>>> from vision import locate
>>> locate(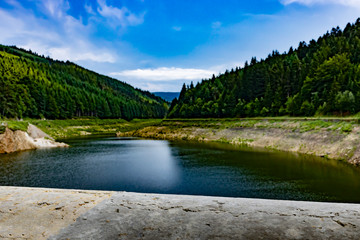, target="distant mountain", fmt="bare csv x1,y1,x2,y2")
153,92,180,102
0,45,168,120
168,18,360,118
